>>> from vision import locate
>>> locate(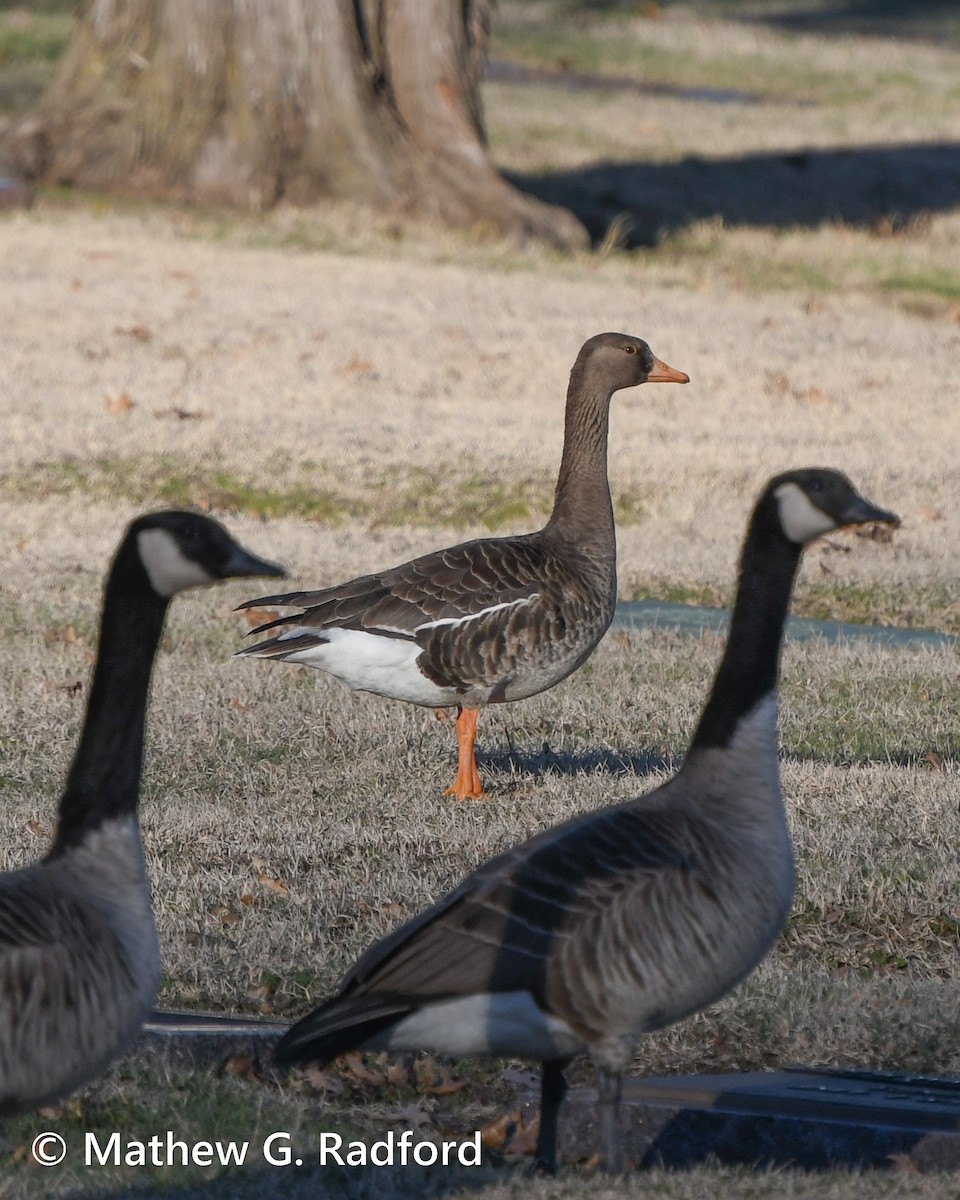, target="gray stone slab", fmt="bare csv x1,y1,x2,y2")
135,1016,960,1171
613,600,957,650
555,1070,960,1172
